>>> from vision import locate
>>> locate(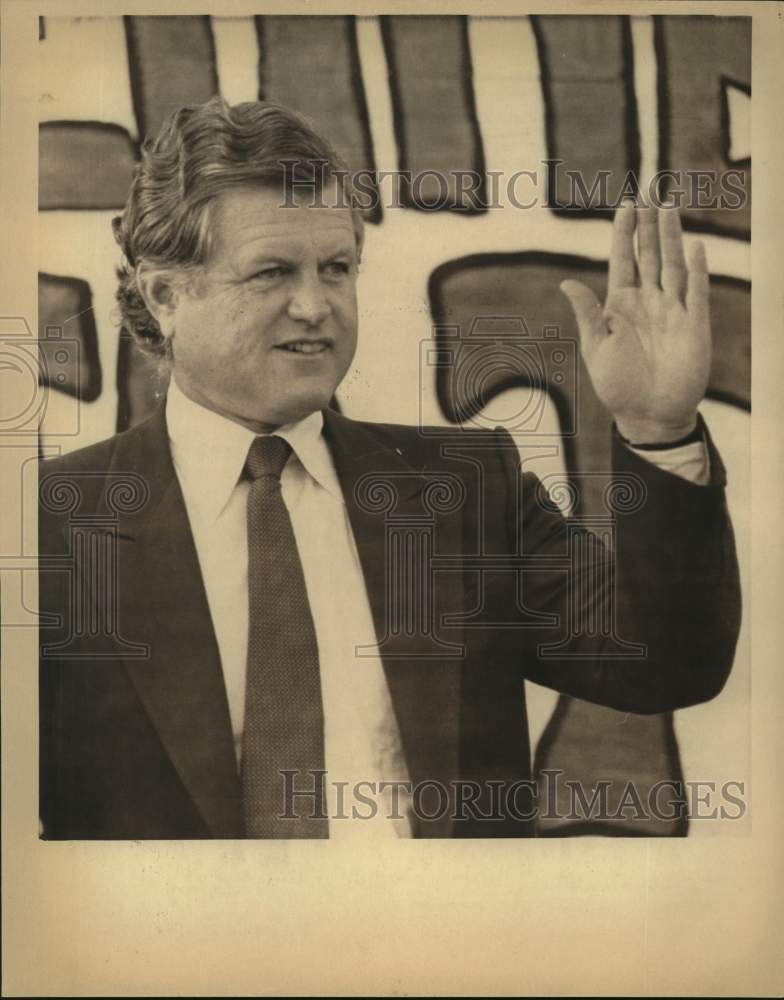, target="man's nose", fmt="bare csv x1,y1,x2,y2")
287,272,331,326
